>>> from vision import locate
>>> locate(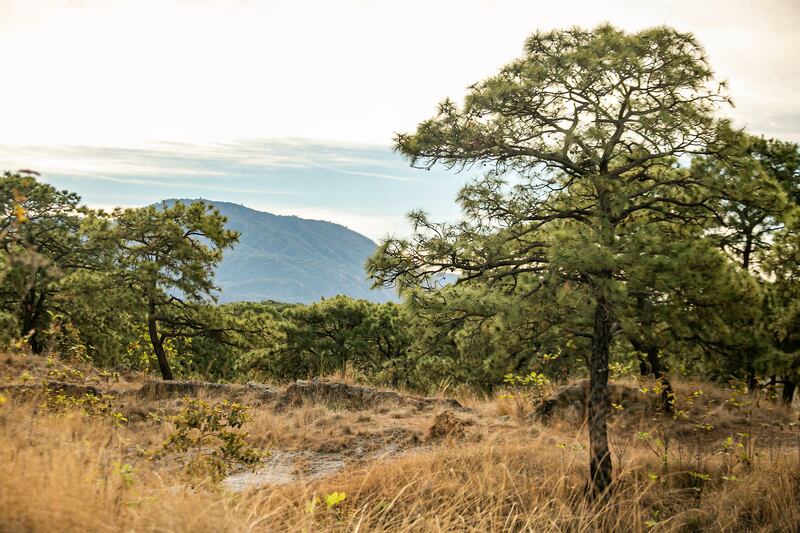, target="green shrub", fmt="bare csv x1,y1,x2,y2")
161,399,263,481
